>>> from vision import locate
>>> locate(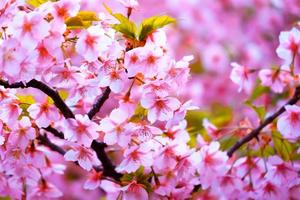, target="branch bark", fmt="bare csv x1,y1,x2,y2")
91,141,122,181
1,79,121,180
88,87,111,119
227,86,300,157
0,79,74,119
38,134,66,155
